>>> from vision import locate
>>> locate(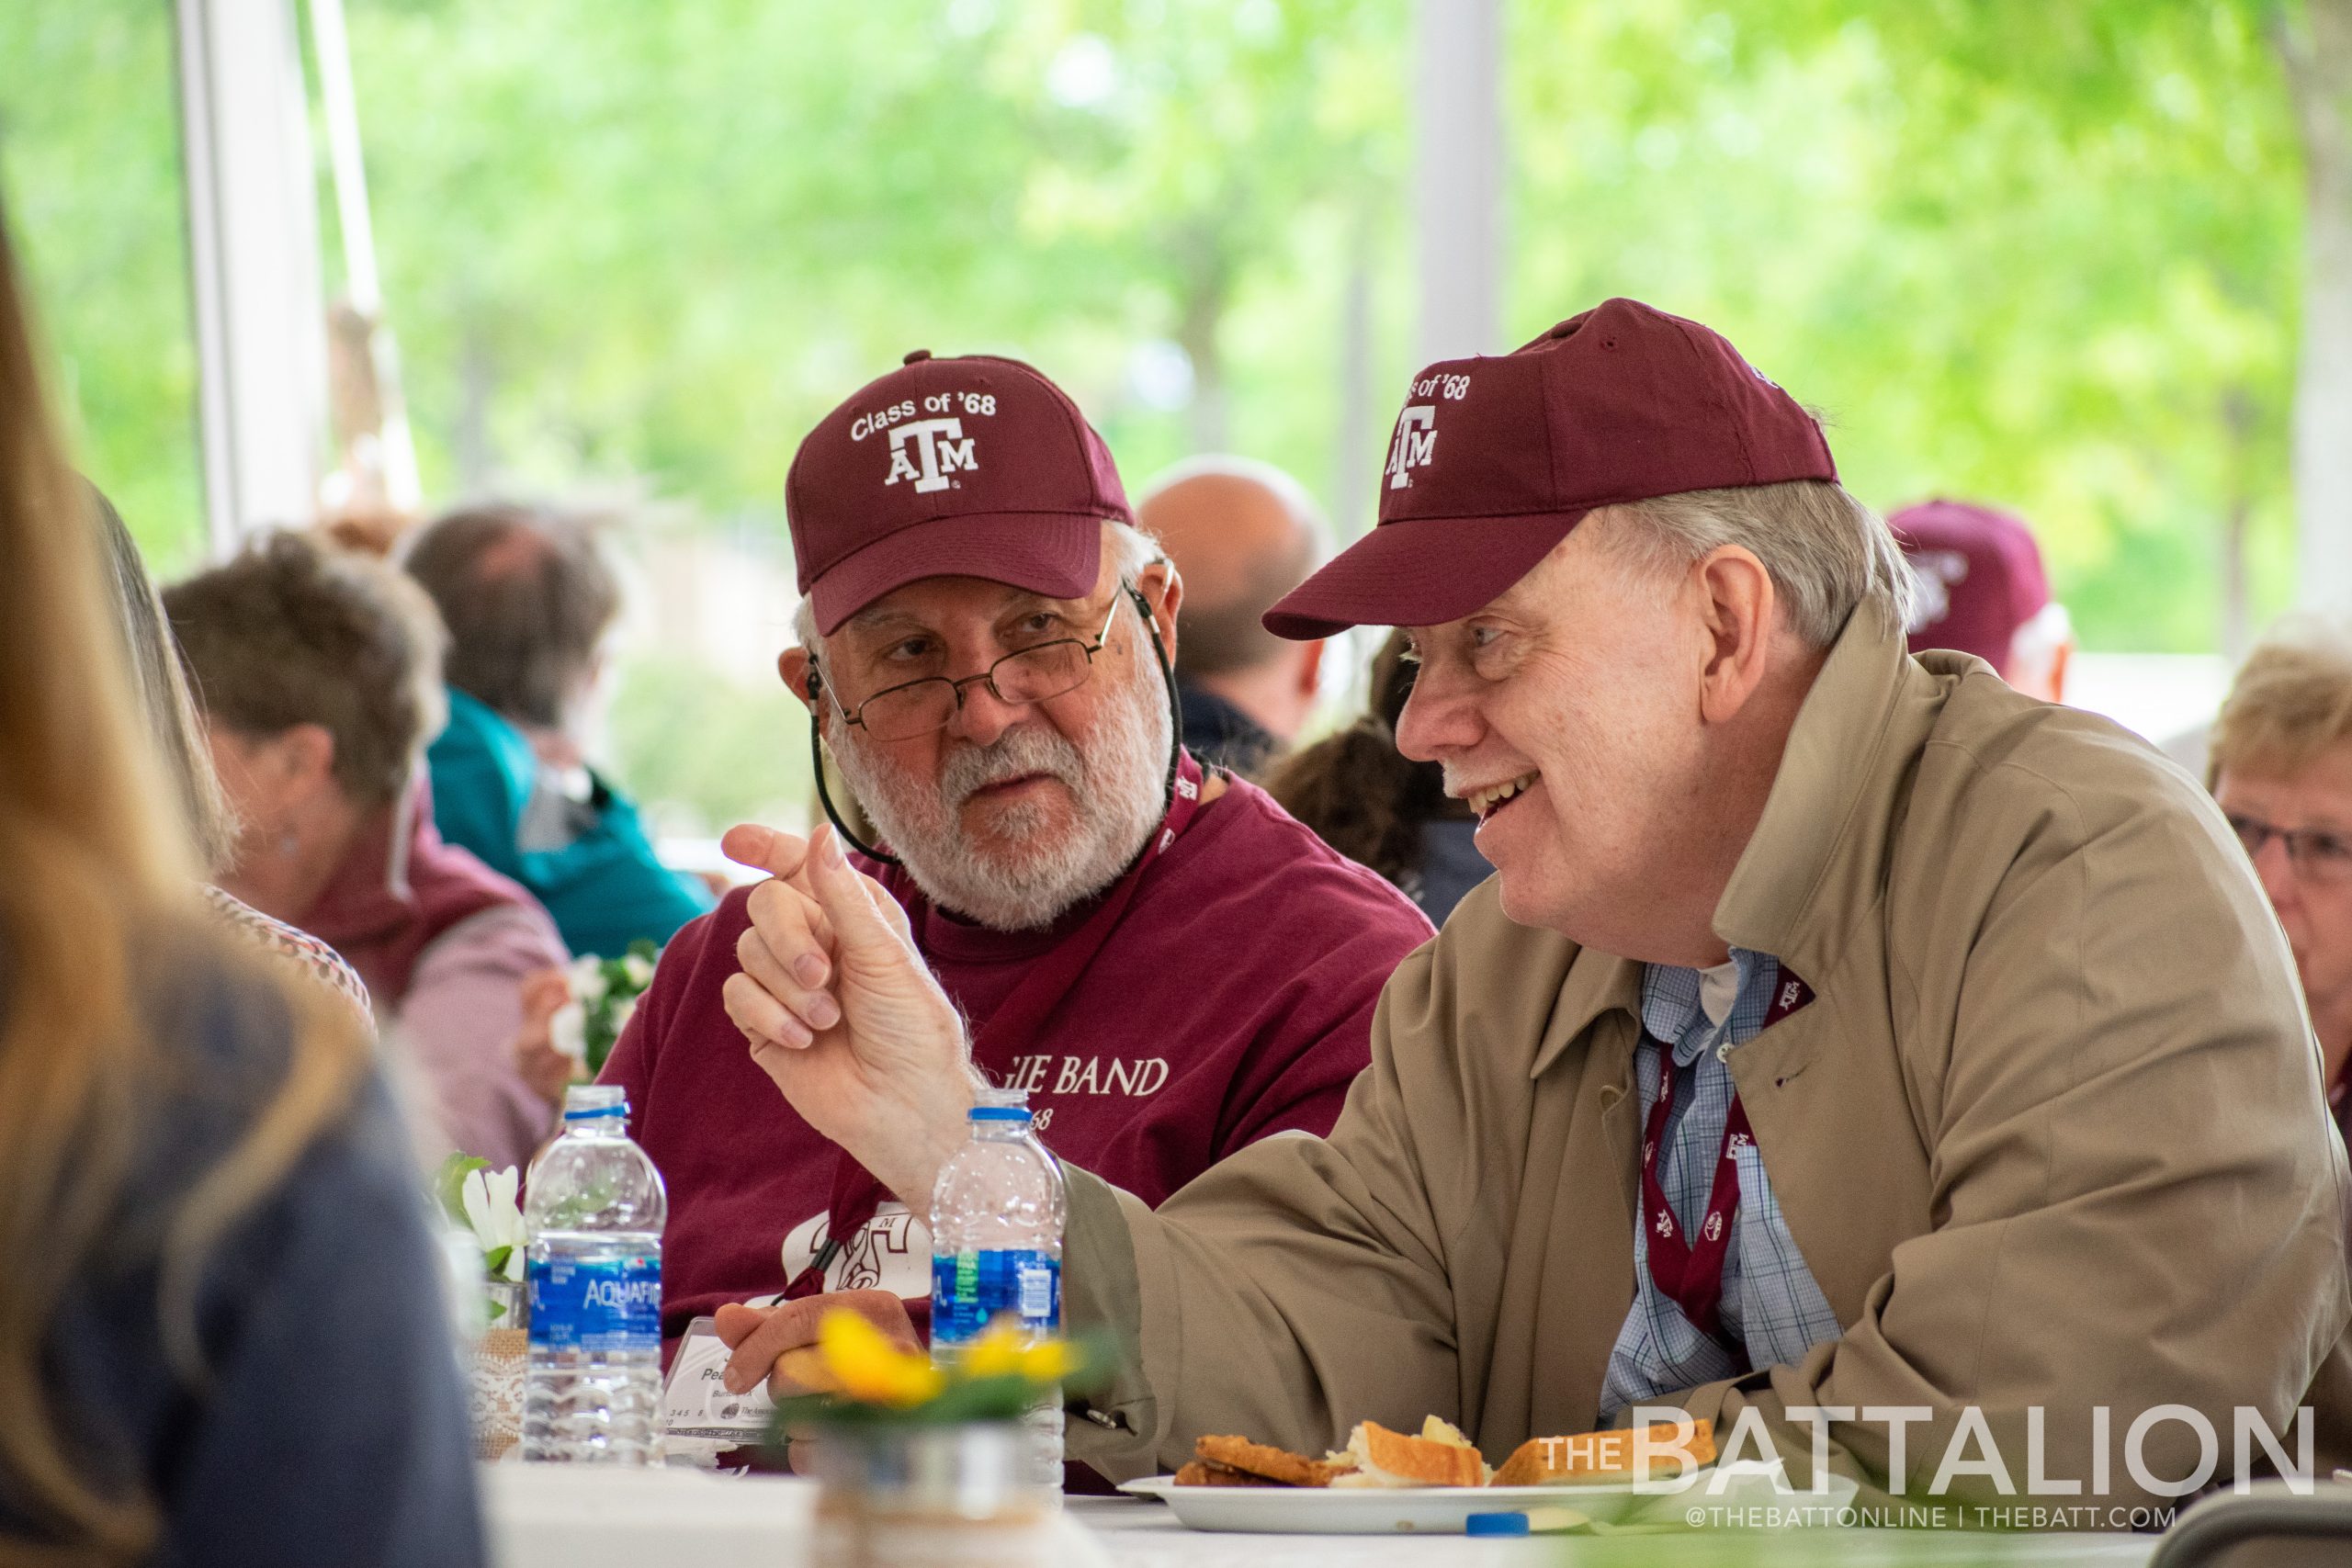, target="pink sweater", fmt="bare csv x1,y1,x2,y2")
395,902,570,1172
